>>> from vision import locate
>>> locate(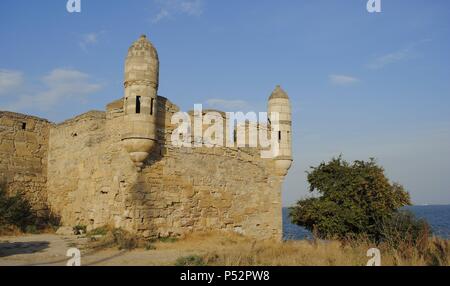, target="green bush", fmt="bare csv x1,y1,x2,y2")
145,242,156,250
112,228,139,250
380,210,431,250
290,157,412,242
73,224,87,235
0,185,60,234
25,225,39,234
175,255,205,266
88,227,154,251
87,226,109,236
0,187,34,231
